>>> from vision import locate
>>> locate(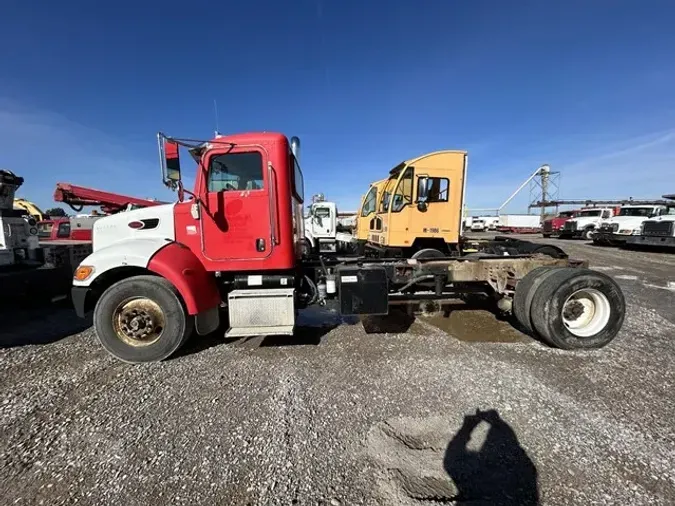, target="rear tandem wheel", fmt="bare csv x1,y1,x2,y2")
512,266,565,335
528,268,625,349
